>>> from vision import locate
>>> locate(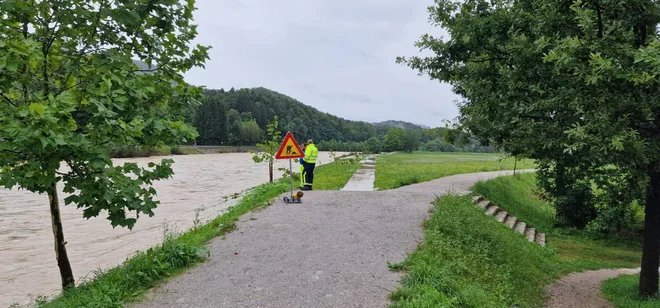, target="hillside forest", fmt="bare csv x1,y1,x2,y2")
187,87,496,153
